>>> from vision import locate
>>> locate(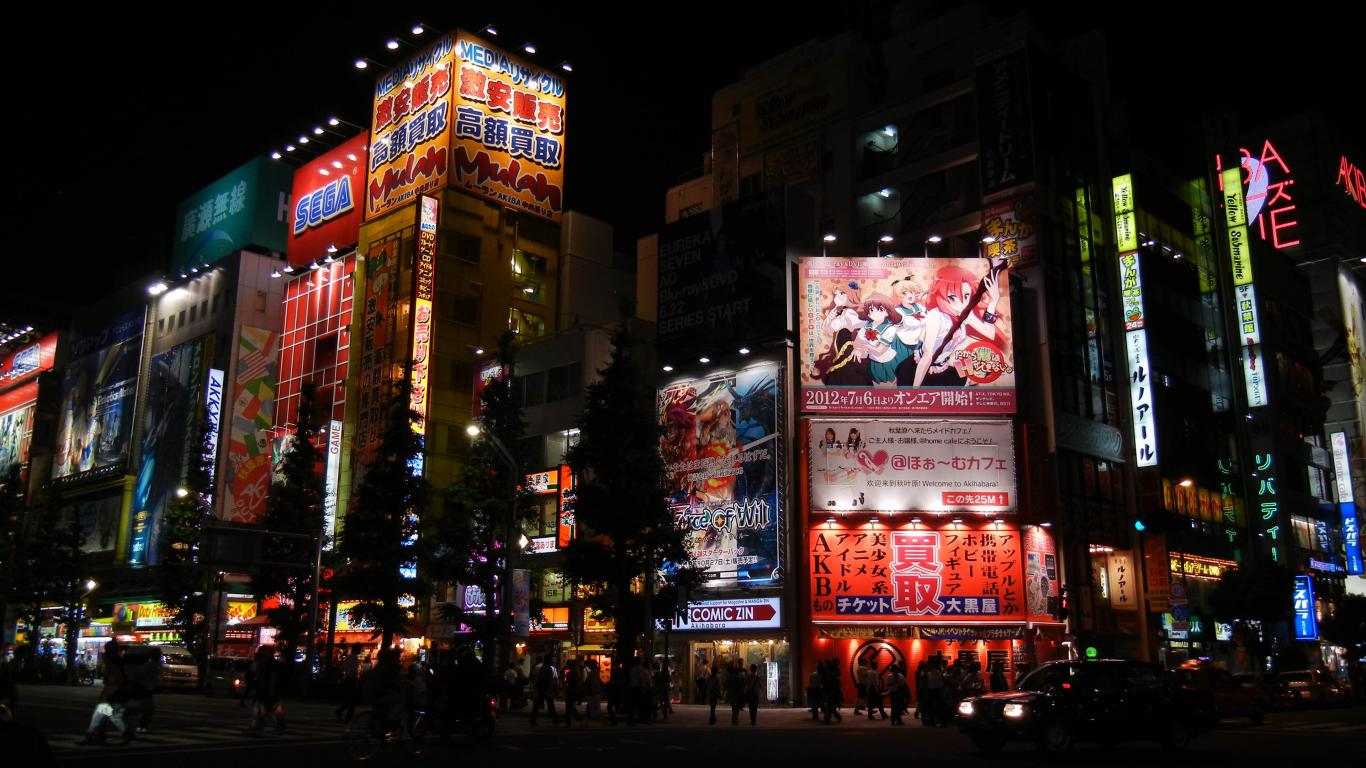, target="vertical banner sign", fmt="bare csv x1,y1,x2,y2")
975,49,1034,200
1114,175,1156,467
557,464,576,549
1023,526,1060,622
660,364,783,586
1143,534,1171,613
1332,432,1362,574
451,30,567,223
324,420,343,551
512,568,530,638
204,369,225,506
1221,166,1267,408
1106,551,1136,611
410,196,439,445
1293,574,1318,640
357,239,400,460
223,327,279,524
366,35,455,220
